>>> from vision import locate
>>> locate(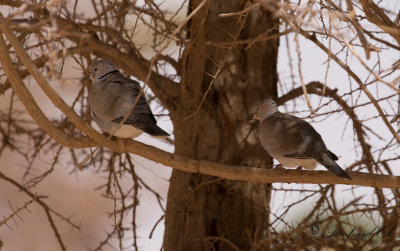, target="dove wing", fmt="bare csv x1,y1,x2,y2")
258,111,350,180
259,112,329,159
91,72,157,127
